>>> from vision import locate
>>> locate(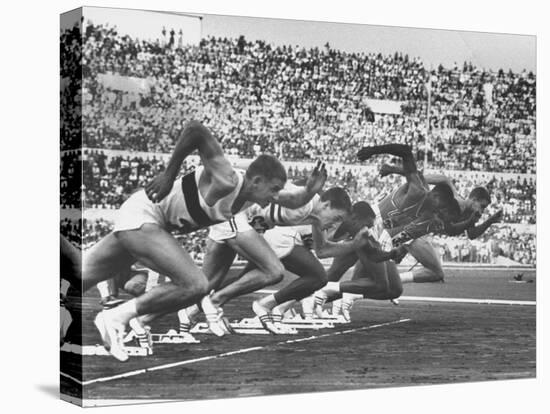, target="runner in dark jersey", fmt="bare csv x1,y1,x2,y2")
310,144,459,318
377,164,503,283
